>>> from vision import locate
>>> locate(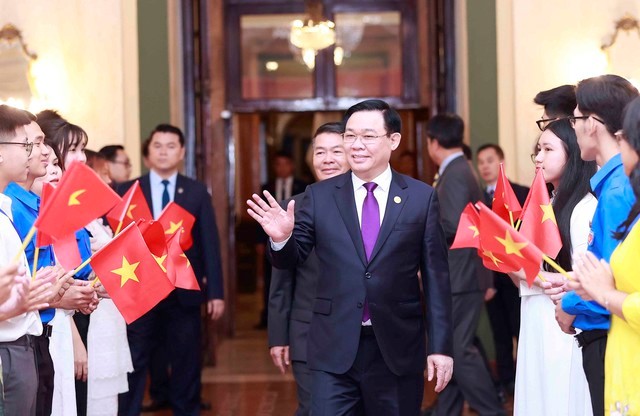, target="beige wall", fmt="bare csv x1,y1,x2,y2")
496,0,639,184
1,0,141,176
